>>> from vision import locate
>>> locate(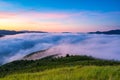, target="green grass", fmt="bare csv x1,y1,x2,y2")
0,66,120,80
0,55,120,80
